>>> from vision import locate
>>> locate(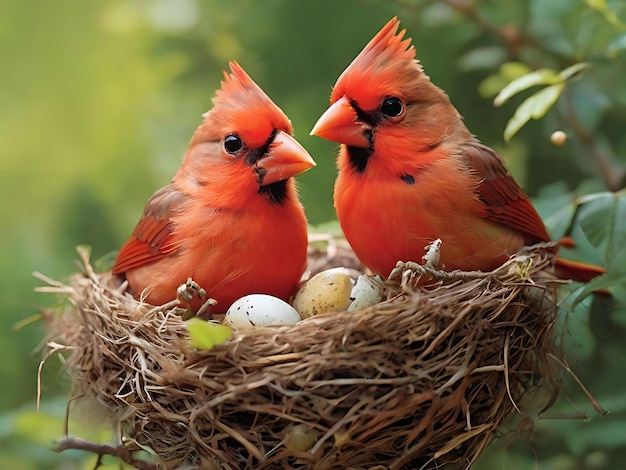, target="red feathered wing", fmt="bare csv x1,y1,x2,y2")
465,143,550,243
112,184,185,274
465,143,606,282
